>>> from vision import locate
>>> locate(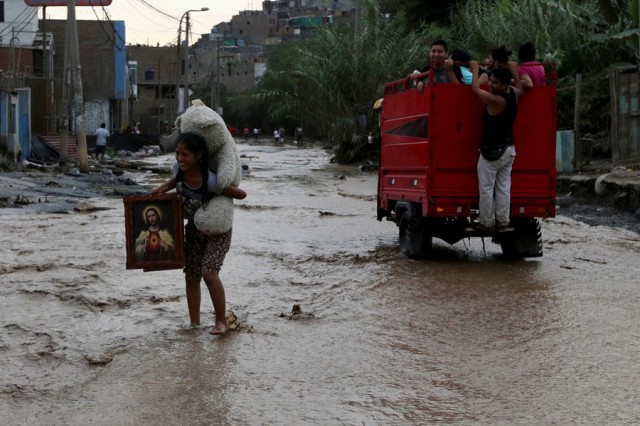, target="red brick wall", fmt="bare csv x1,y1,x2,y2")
42,19,116,99
0,48,35,75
